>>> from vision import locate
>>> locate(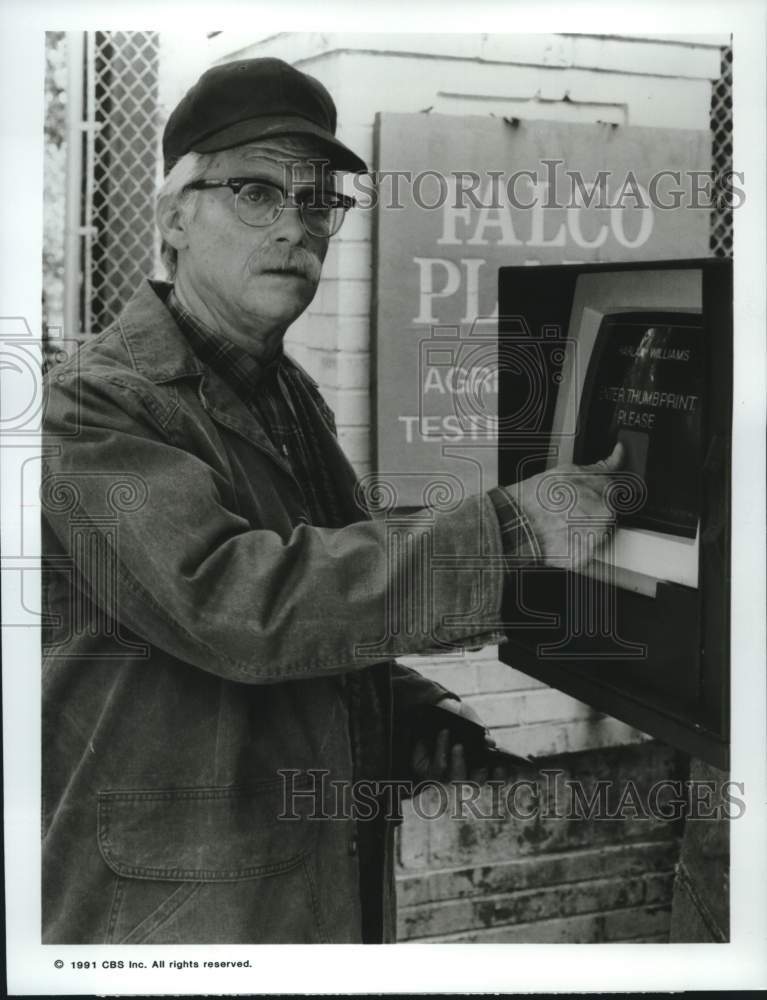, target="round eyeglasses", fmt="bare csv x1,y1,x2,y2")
184,177,355,238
